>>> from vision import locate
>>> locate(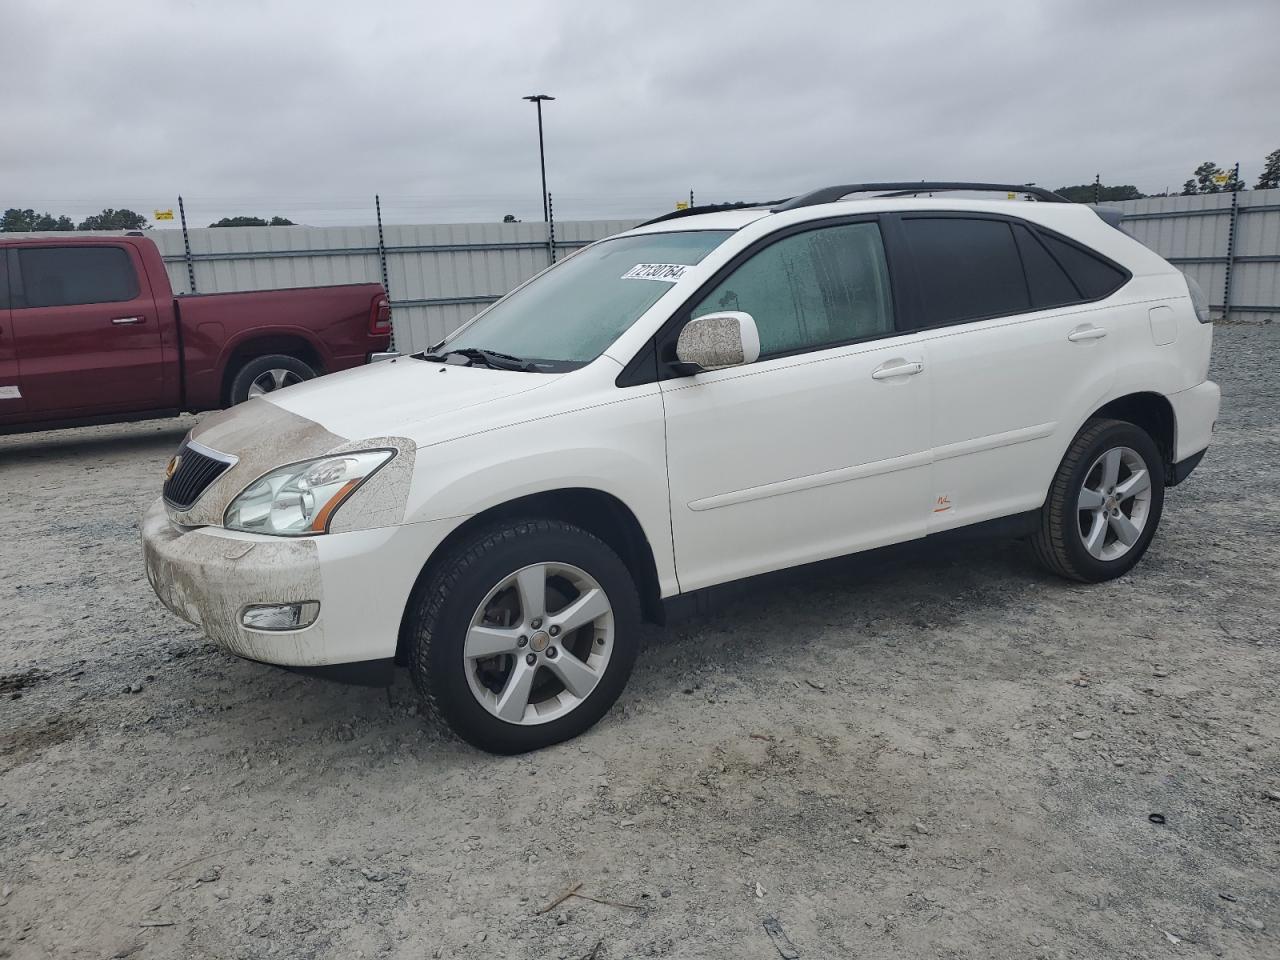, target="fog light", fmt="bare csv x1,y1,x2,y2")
241,601,320,631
